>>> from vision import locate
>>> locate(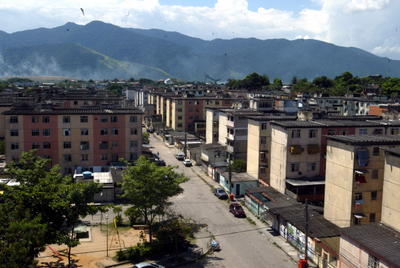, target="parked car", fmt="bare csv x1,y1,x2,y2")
214,187,228,199
155,159,166,166
175,152,185,161
147,128,154,133
183,159,192,167
132,262,165,268
229,203,246,218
